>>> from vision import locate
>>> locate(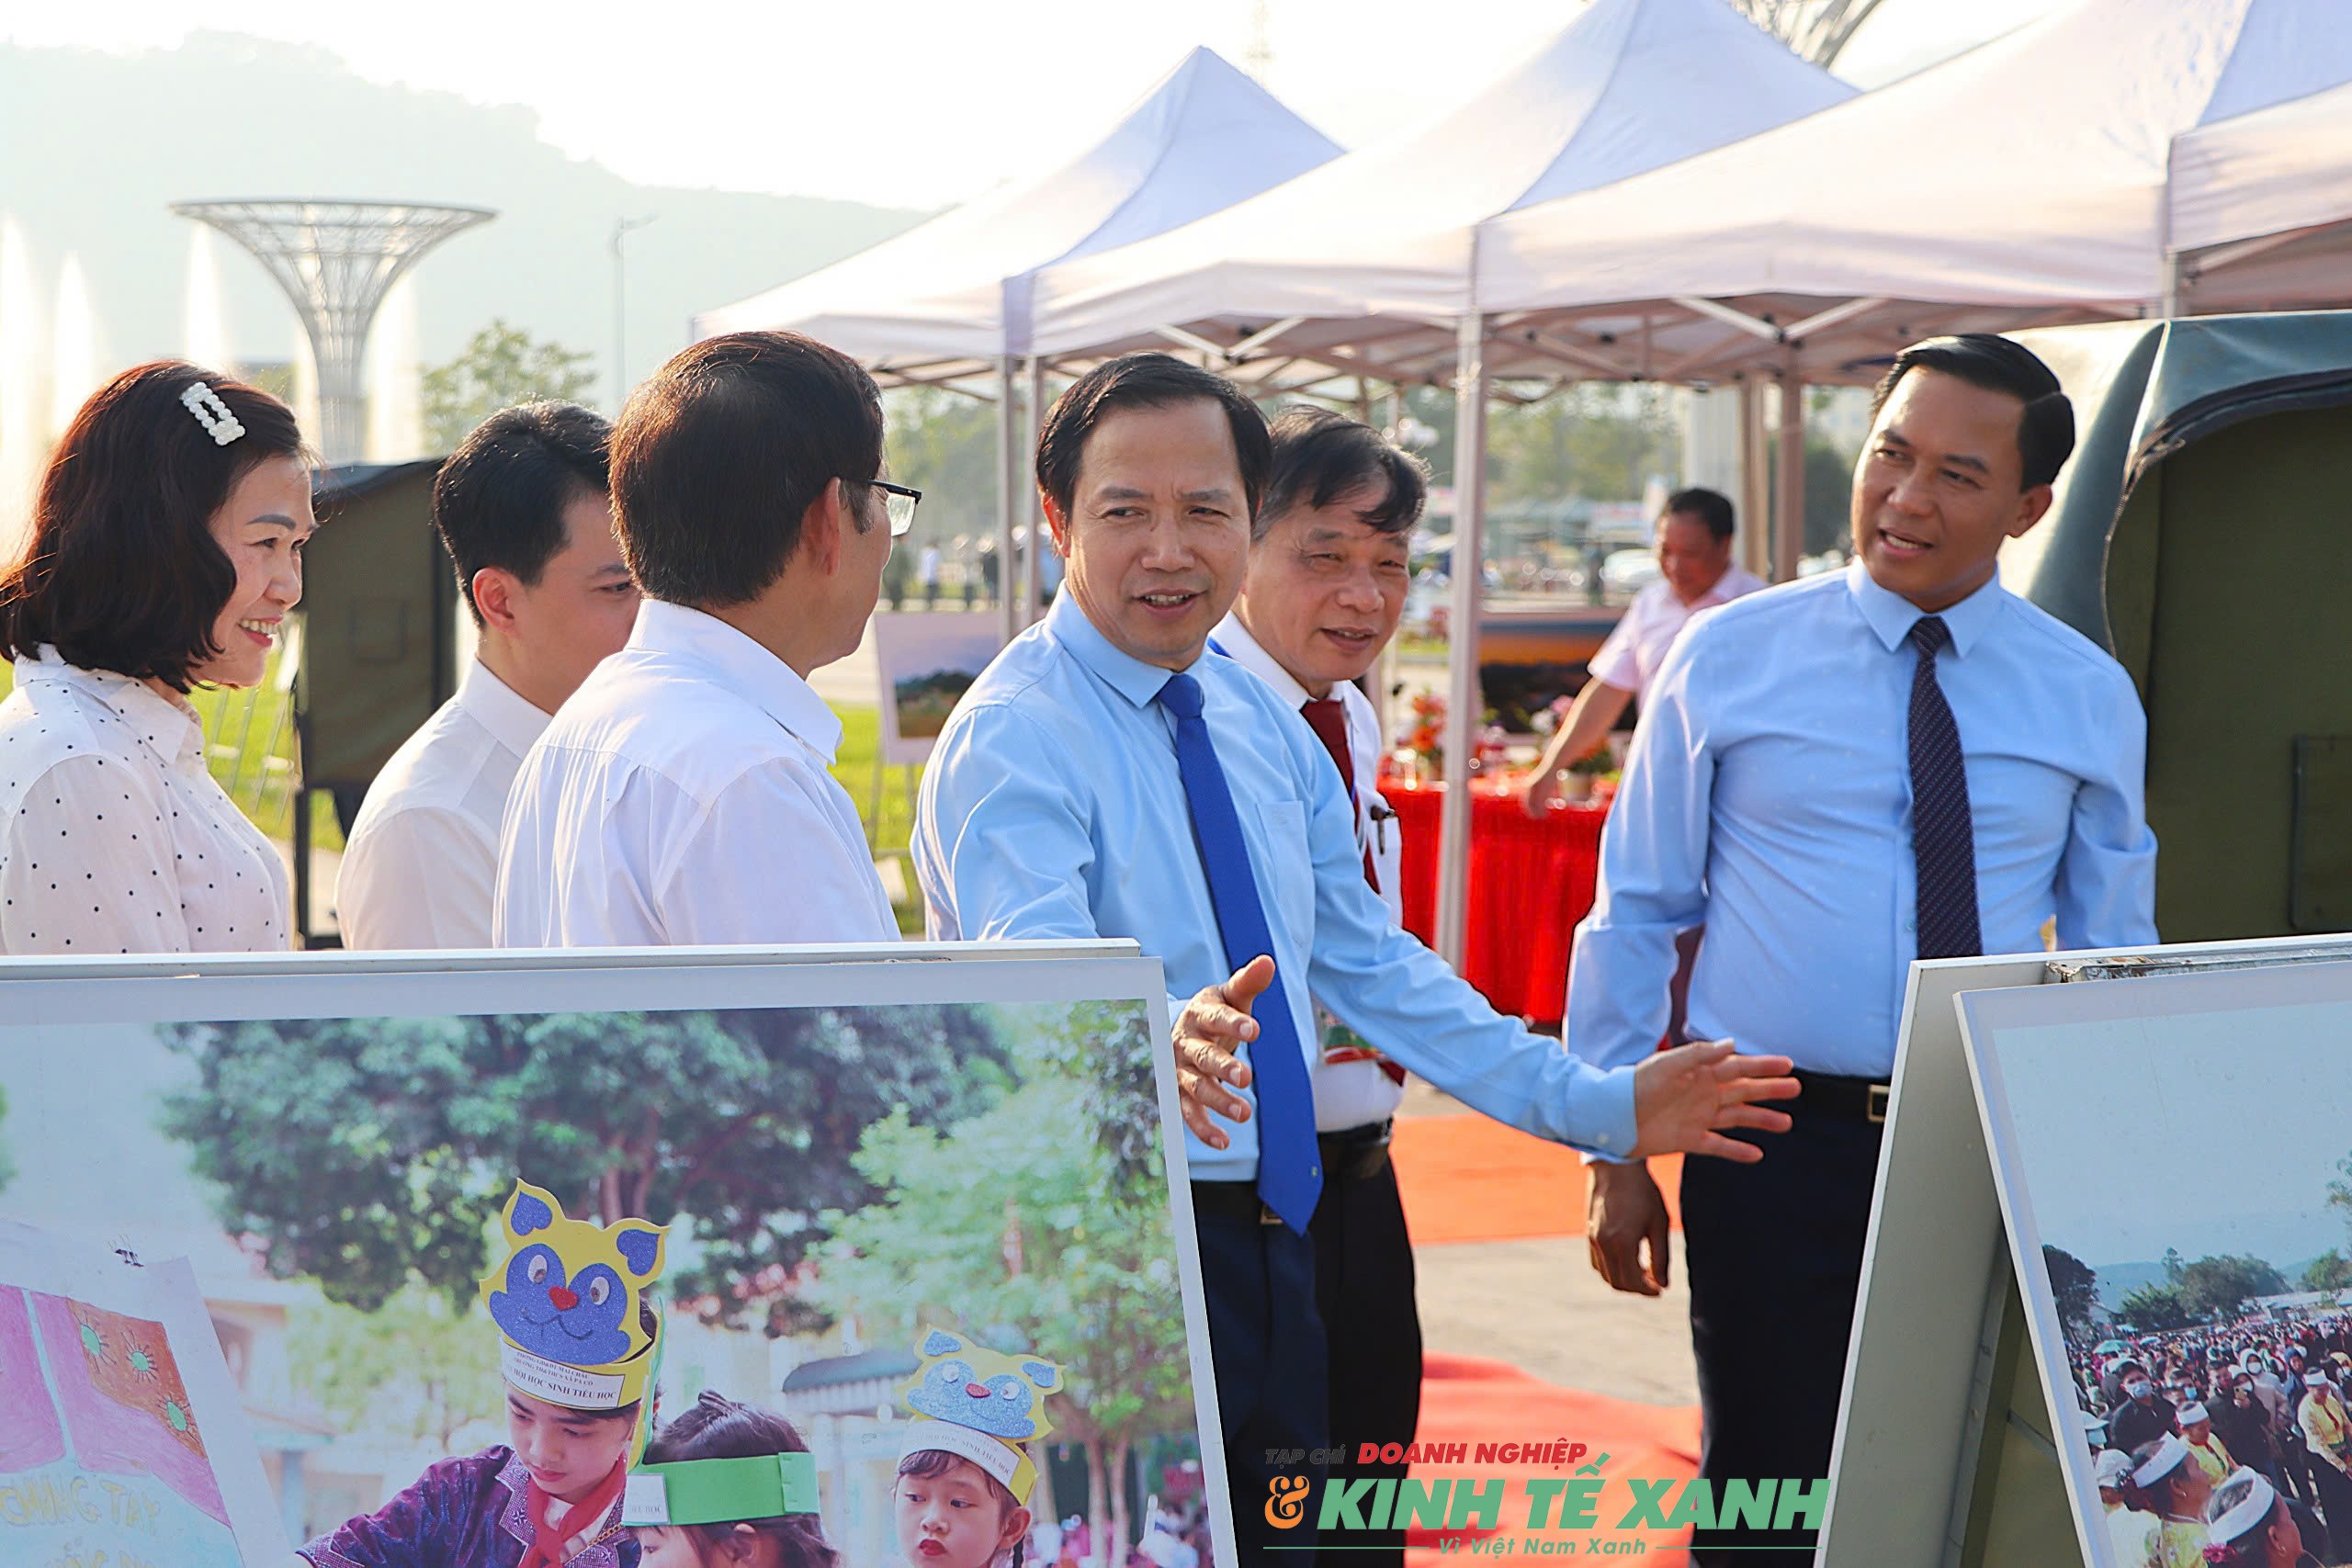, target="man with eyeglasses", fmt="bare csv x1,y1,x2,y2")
495,331,912,946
